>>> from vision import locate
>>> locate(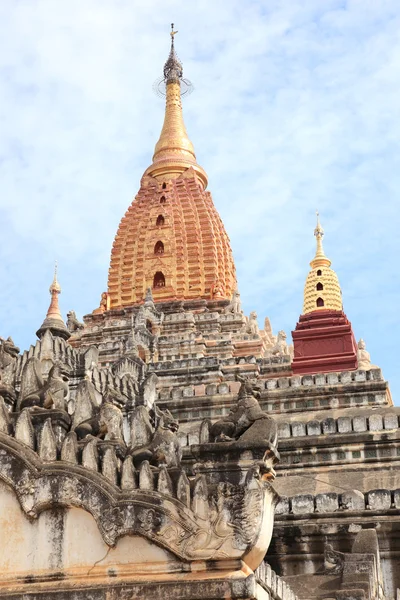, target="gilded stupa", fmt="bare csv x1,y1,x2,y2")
107,26,236,307
302,212,342,314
